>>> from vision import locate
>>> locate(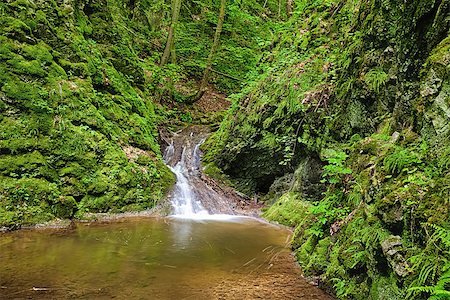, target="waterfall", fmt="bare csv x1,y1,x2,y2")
162,127,247,221
164,140,209,217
